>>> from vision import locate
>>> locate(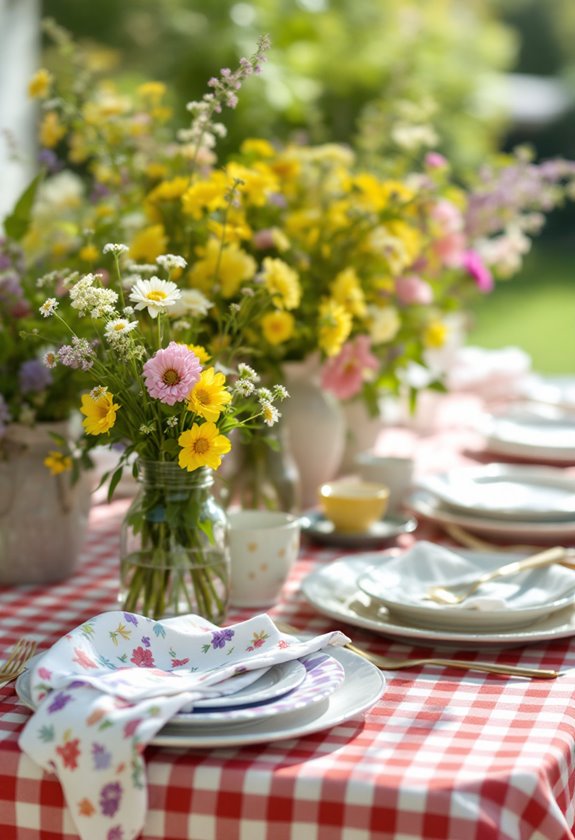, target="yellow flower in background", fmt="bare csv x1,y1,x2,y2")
189,239,256,298
186,367,232,422
207,213,252,245
147,177,189,204
129,225,168,262
241,138,275,158
137,81,167,104
68,132,89,164
79,244,99,262
318,299,352,357
261,257,301,310
40,112,65,148
187,345,211,365
178,422,232,471
367,304,401,344
423,319,448,349
44,450,72,475
227,162,278,206
261,310,295,345
81,391,120,435
331,267,366,318
28,68,52,99
181,172,228,219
